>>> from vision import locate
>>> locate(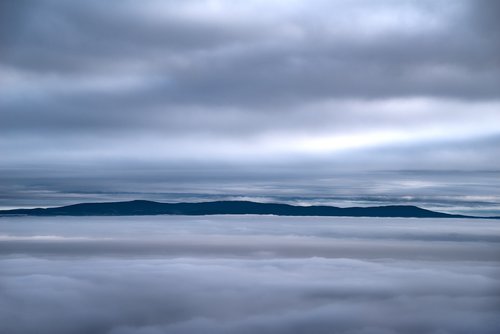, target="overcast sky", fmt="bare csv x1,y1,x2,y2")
1,0,499,214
